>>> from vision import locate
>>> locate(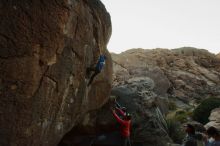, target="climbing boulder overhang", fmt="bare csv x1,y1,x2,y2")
0,0,112,145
